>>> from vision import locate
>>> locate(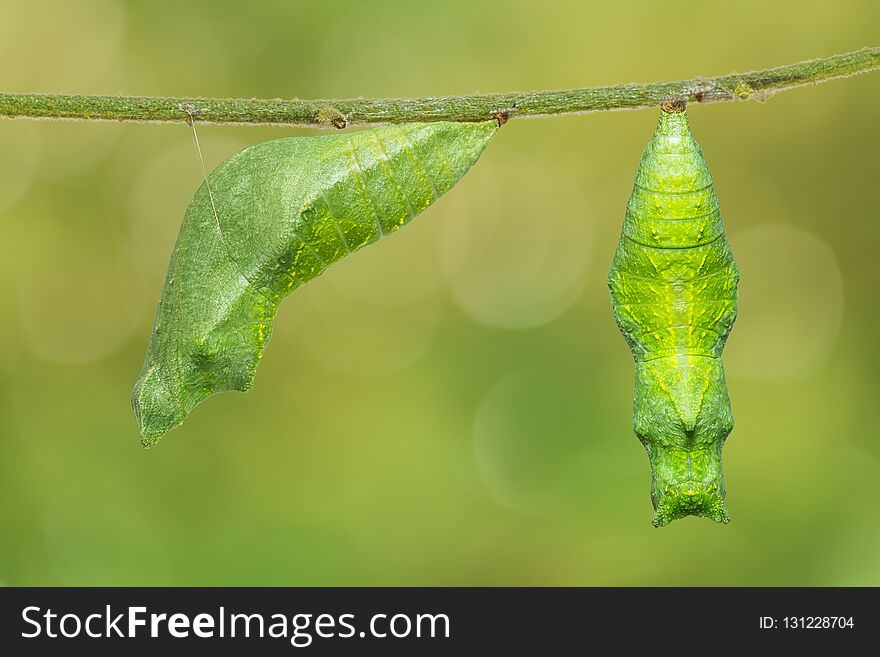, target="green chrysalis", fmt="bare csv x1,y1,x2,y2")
608,101,739,527
132,121,497,446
